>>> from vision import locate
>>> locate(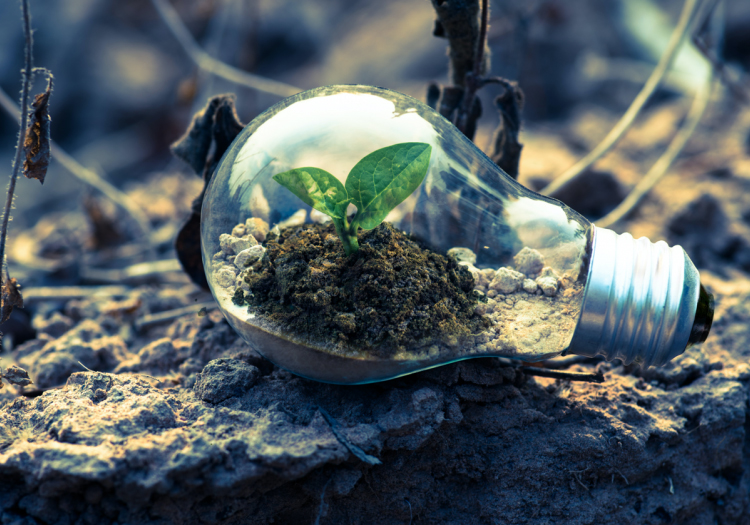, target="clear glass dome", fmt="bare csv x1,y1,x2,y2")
202,85,592,384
